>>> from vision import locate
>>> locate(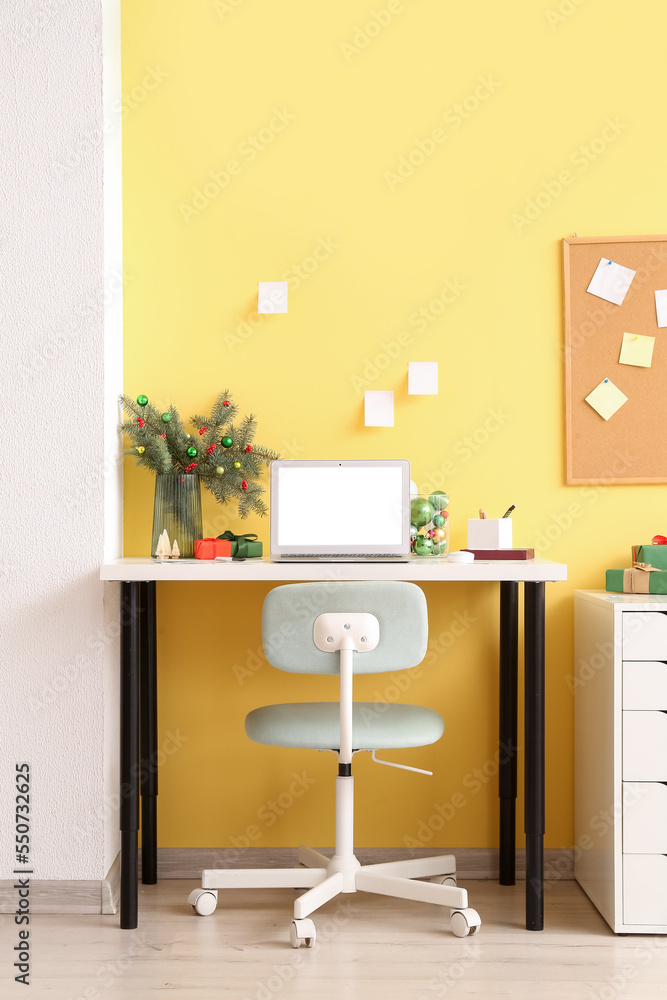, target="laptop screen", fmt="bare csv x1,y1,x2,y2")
270,460,410,555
